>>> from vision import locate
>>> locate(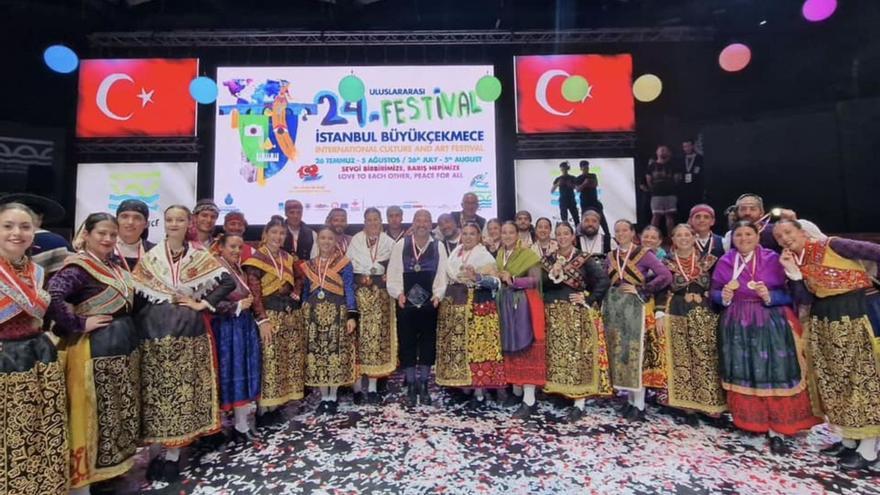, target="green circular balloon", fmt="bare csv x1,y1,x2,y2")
561,75,590,103
475,75,502,102
338,75,365,101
